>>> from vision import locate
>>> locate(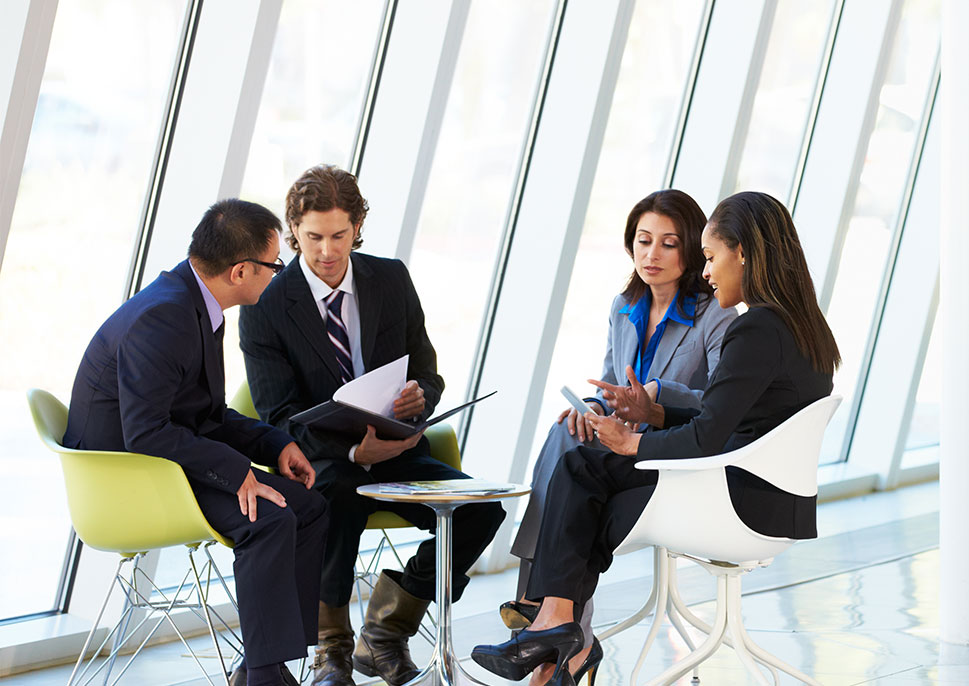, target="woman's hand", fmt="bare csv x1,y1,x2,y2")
556,402,604,443
585,413,641,455
588,366,663,426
